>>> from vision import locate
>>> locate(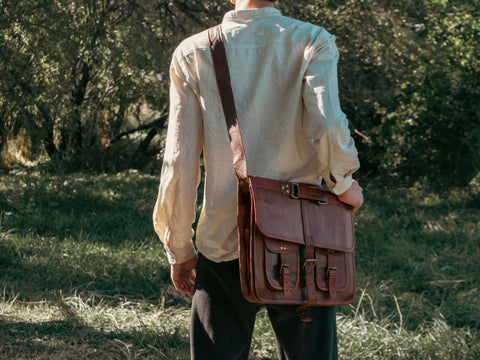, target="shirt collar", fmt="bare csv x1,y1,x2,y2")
223,7,281,23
